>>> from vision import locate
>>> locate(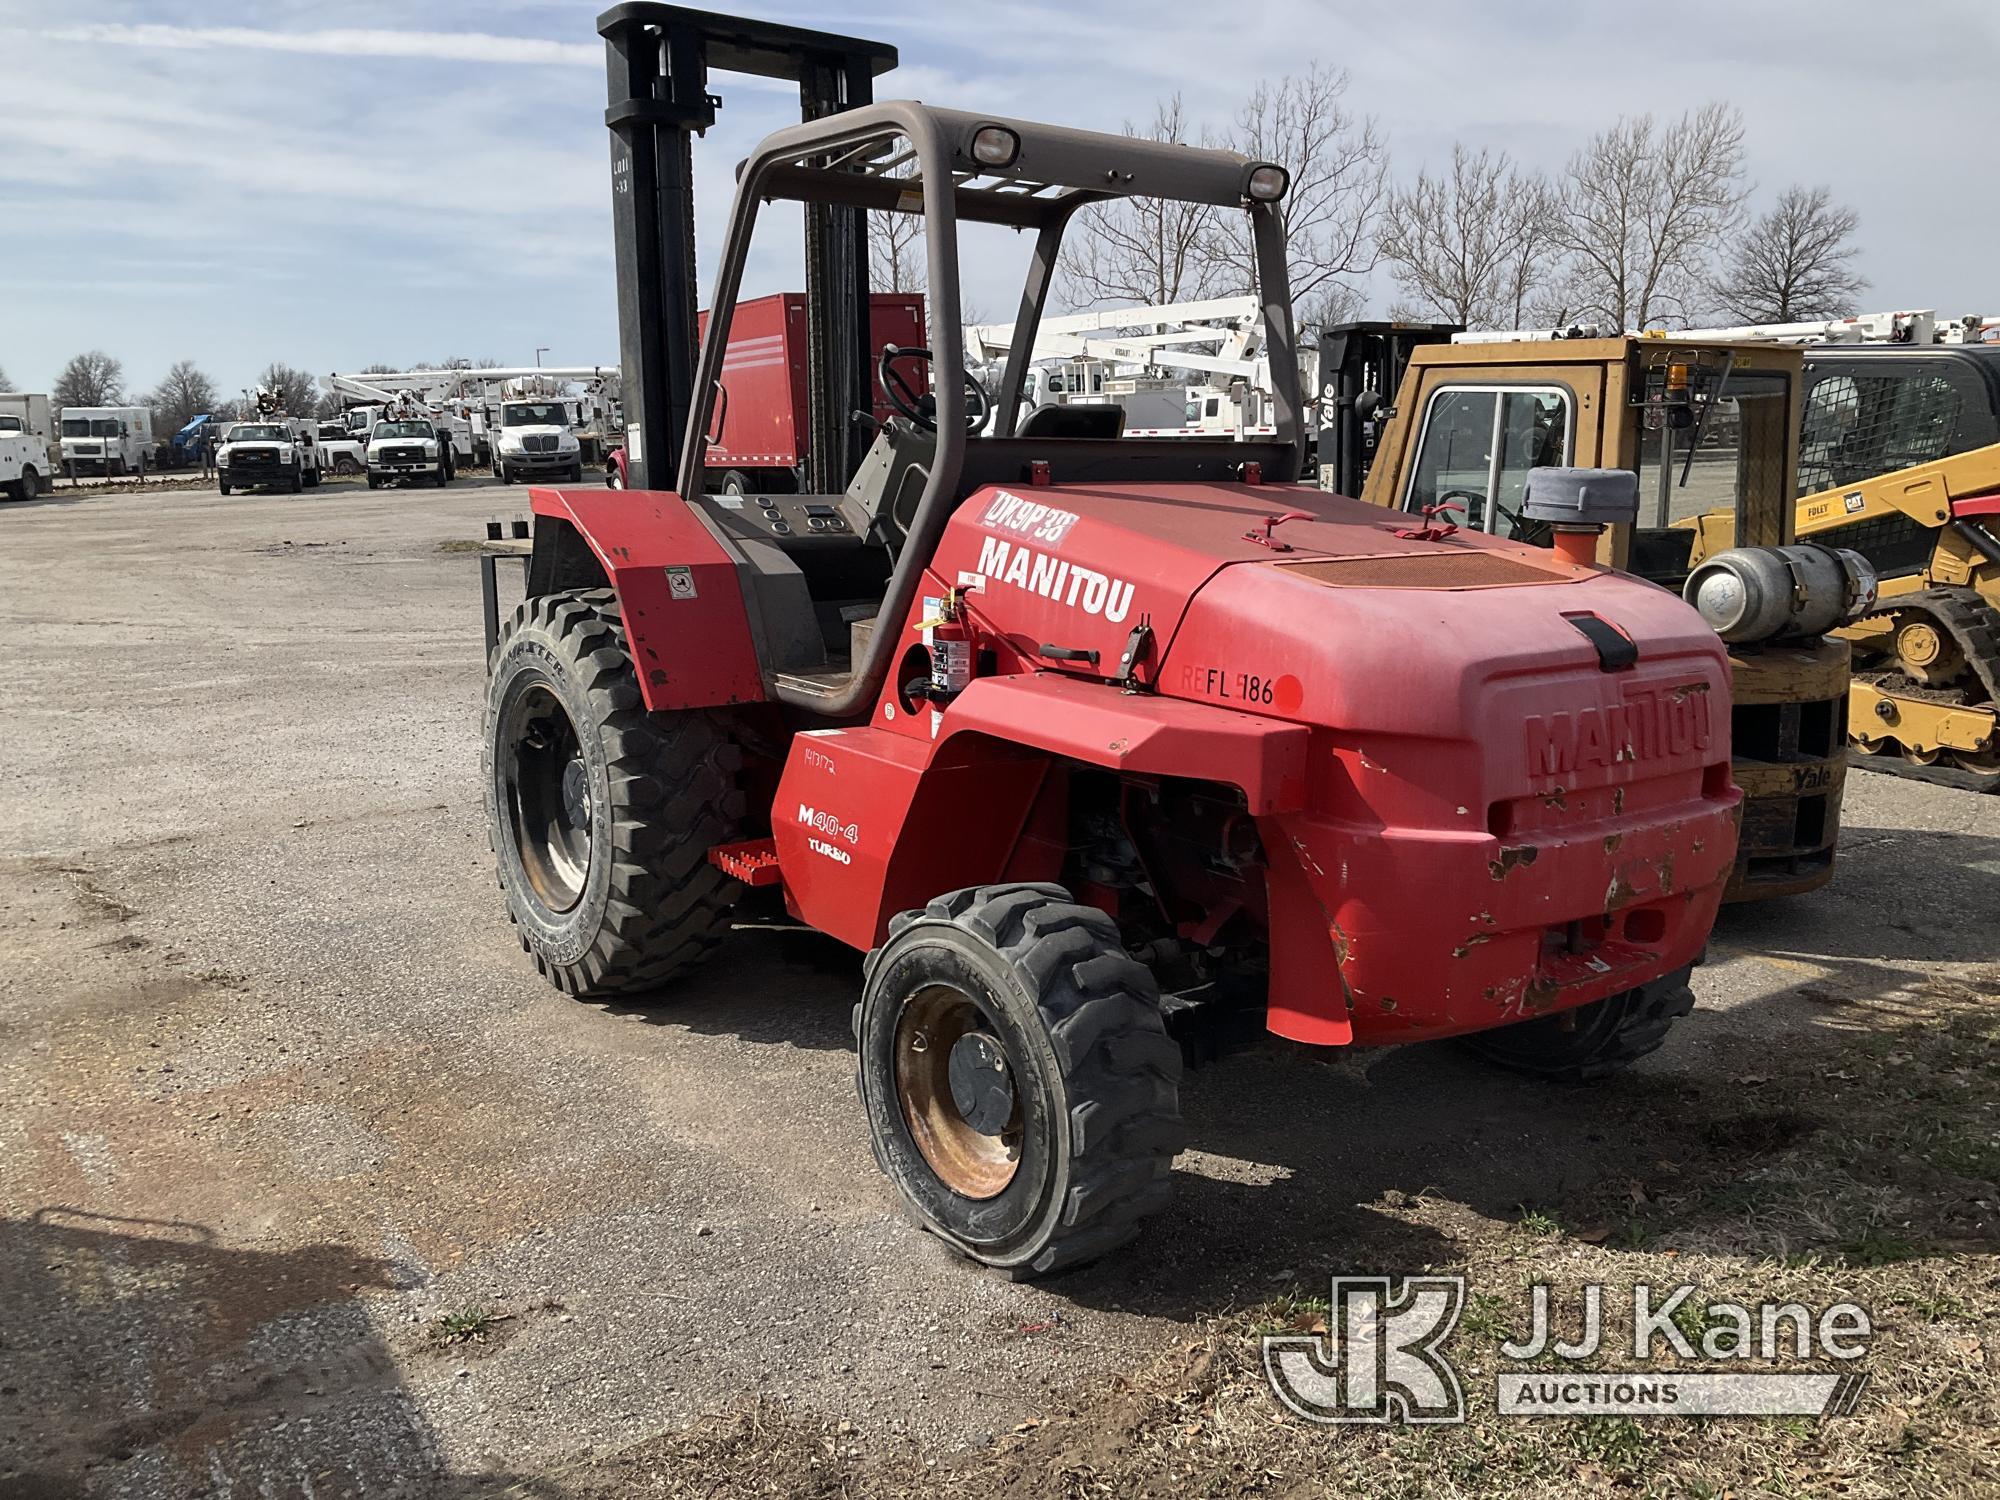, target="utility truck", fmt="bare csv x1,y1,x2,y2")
216,407,323,495
467,6,1756,1278
365,416,452,488
0,411,46,500
0,394,56,471
59,406,153,477
491,395,584,485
